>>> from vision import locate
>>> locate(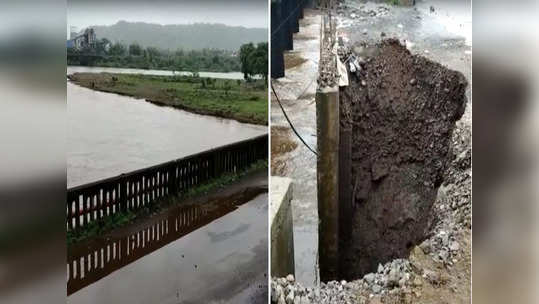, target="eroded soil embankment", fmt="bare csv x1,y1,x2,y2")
339,39,467,279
